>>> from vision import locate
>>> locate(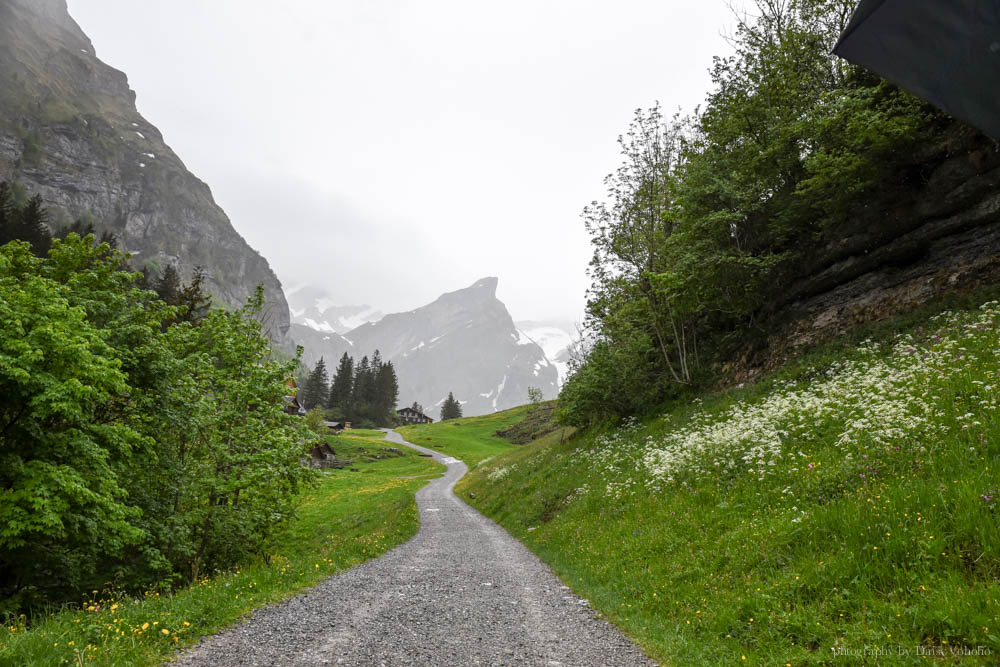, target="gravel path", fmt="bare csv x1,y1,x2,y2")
173,430,653,666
